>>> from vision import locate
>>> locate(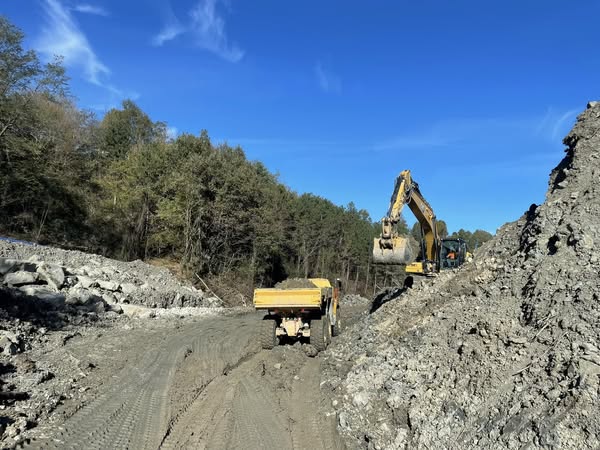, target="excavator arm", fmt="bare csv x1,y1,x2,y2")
373,170,440,274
